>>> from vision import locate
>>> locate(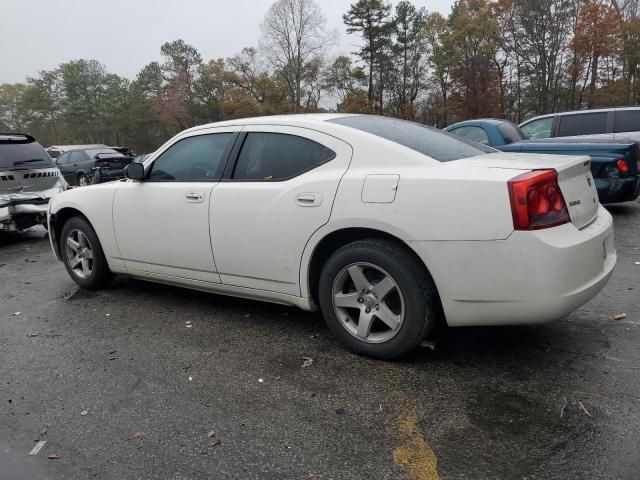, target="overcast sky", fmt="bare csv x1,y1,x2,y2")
1,0,455,84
